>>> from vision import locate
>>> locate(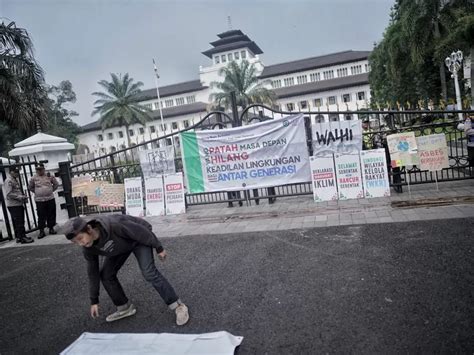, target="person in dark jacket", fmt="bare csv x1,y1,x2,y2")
61,214,189,325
